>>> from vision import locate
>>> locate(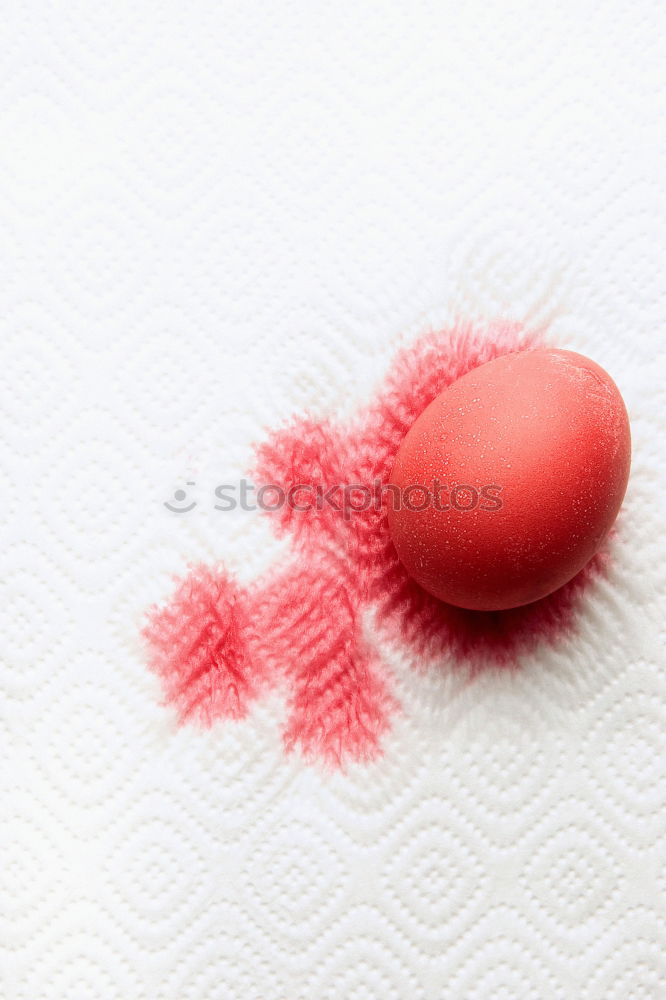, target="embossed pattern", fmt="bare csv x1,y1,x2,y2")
2,2,665,997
